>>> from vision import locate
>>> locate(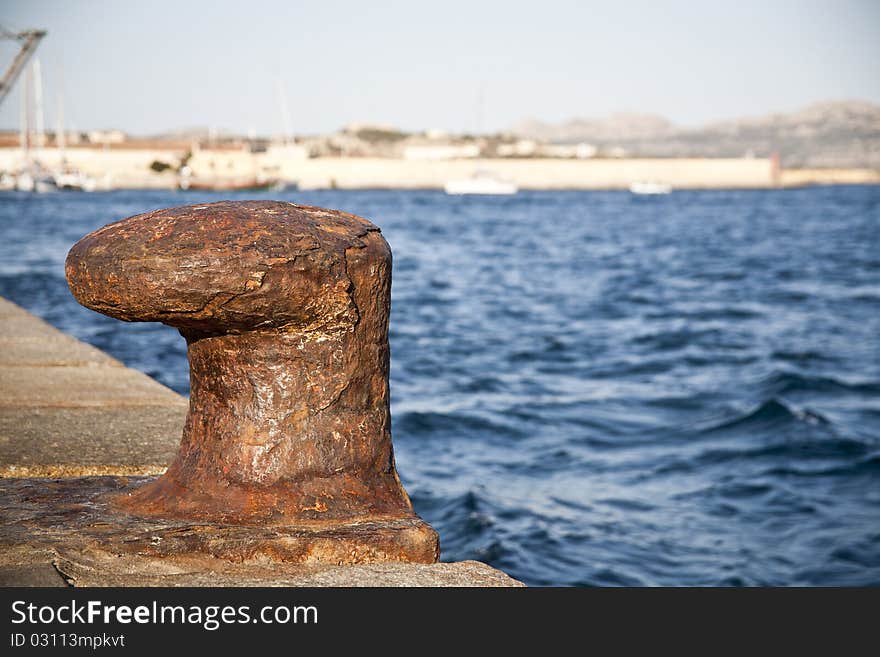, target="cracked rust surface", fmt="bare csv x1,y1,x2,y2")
63,201,438,562
0,477,439,565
